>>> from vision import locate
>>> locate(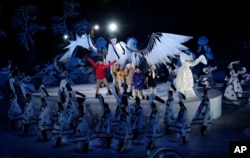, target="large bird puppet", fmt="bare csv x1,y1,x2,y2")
58,32,193,69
